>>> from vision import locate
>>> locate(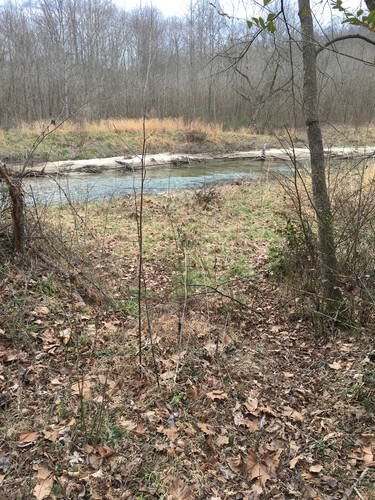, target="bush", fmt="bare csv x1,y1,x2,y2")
185,129,207,143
